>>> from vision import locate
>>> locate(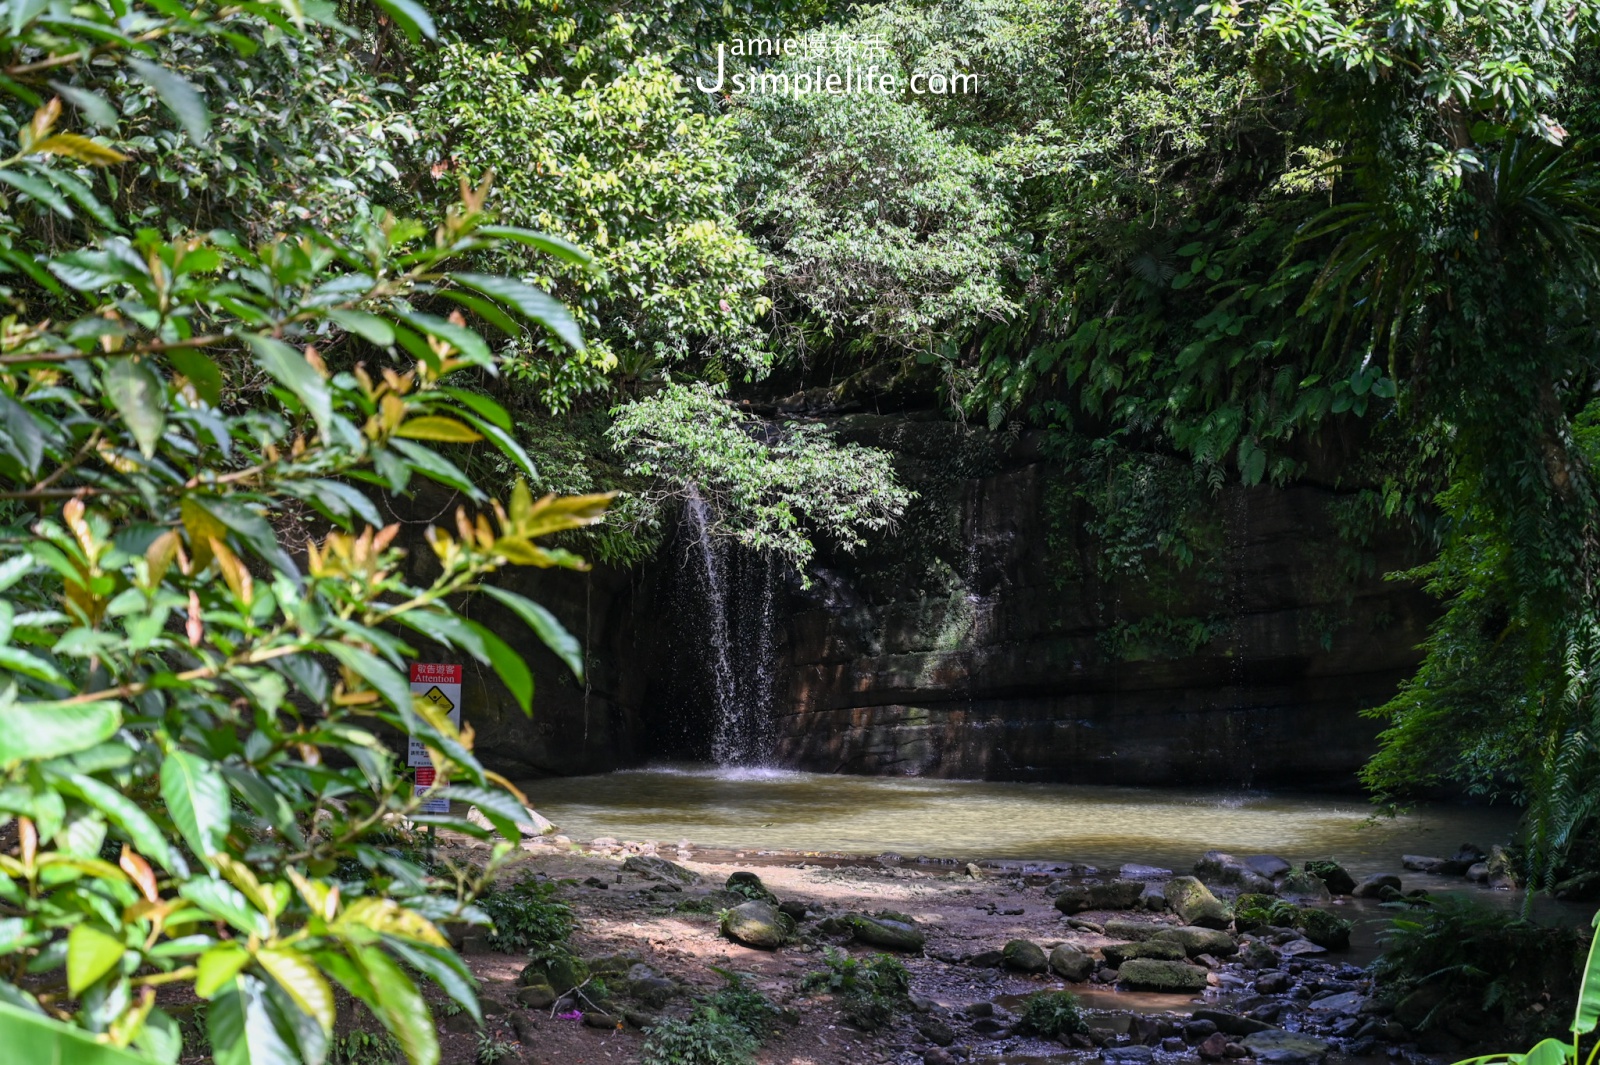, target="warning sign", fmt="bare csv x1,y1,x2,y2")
407,663,462,768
